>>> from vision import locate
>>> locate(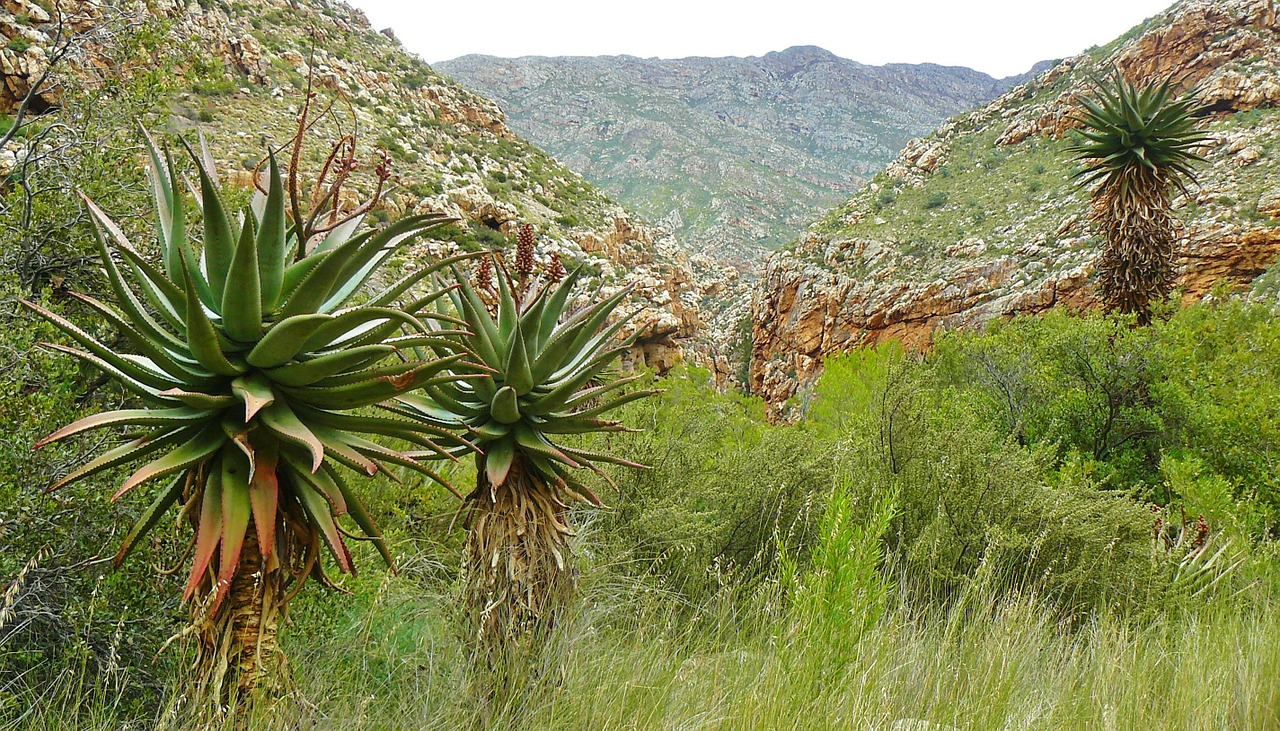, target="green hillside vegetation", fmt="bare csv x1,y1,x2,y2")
7,179,1280,725
813,125,1086,270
